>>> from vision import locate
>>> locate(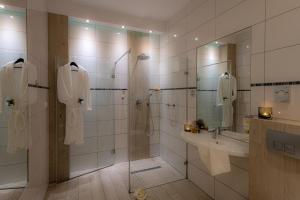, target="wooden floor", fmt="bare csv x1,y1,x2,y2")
0,188,23,200
46,158,212,200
